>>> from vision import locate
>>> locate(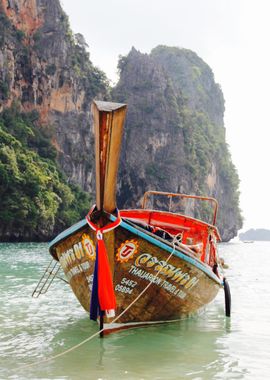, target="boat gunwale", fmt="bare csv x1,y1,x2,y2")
111,215,222,286
48,215,222,286
120,208,221,241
